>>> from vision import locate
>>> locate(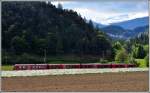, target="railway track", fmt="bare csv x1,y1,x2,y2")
1,68,148,77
